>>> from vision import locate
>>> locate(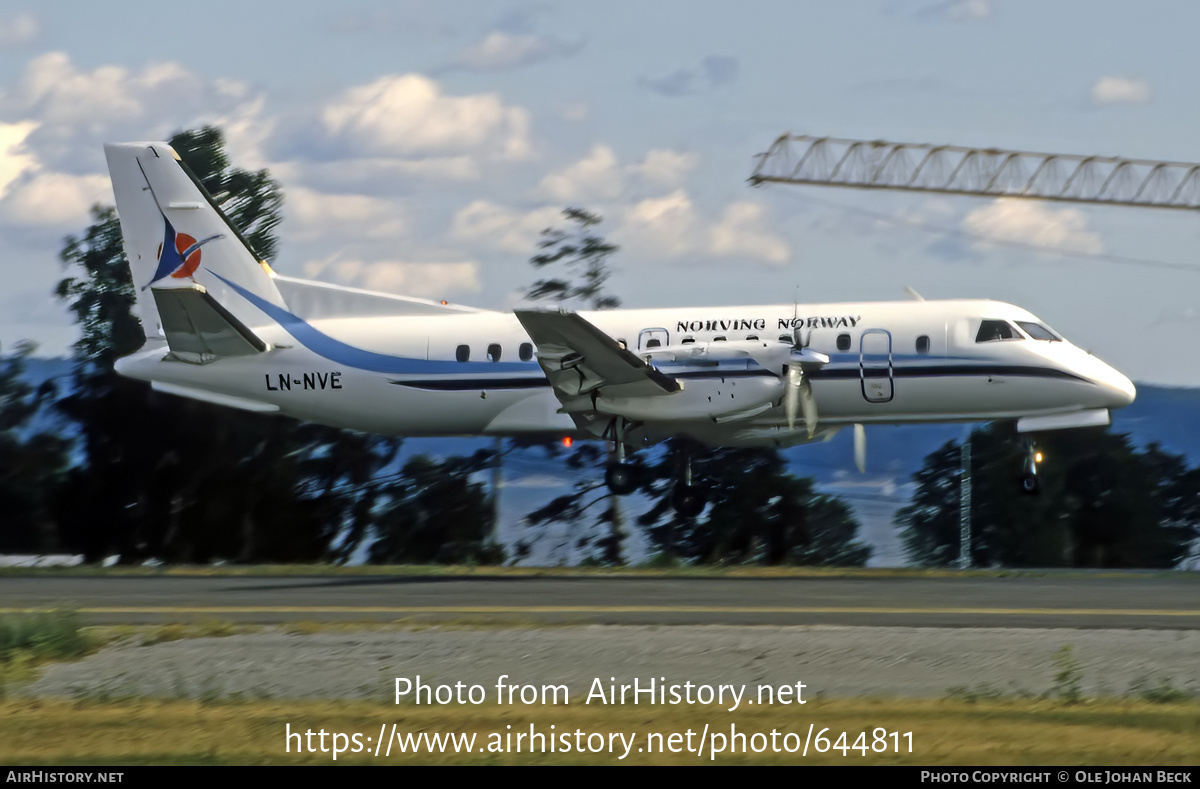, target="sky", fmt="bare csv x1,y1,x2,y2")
1,1,1199,387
